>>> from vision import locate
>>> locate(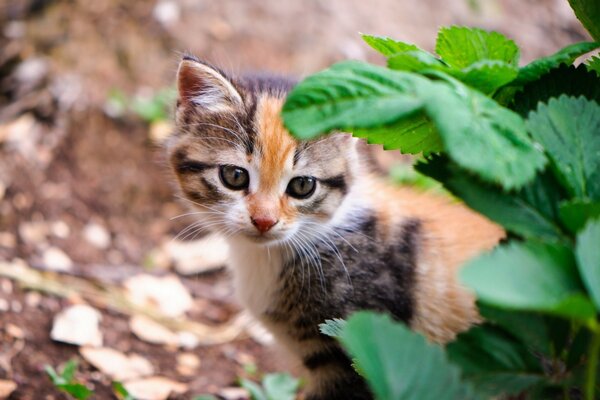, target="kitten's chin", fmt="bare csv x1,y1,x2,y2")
238,231,286,246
